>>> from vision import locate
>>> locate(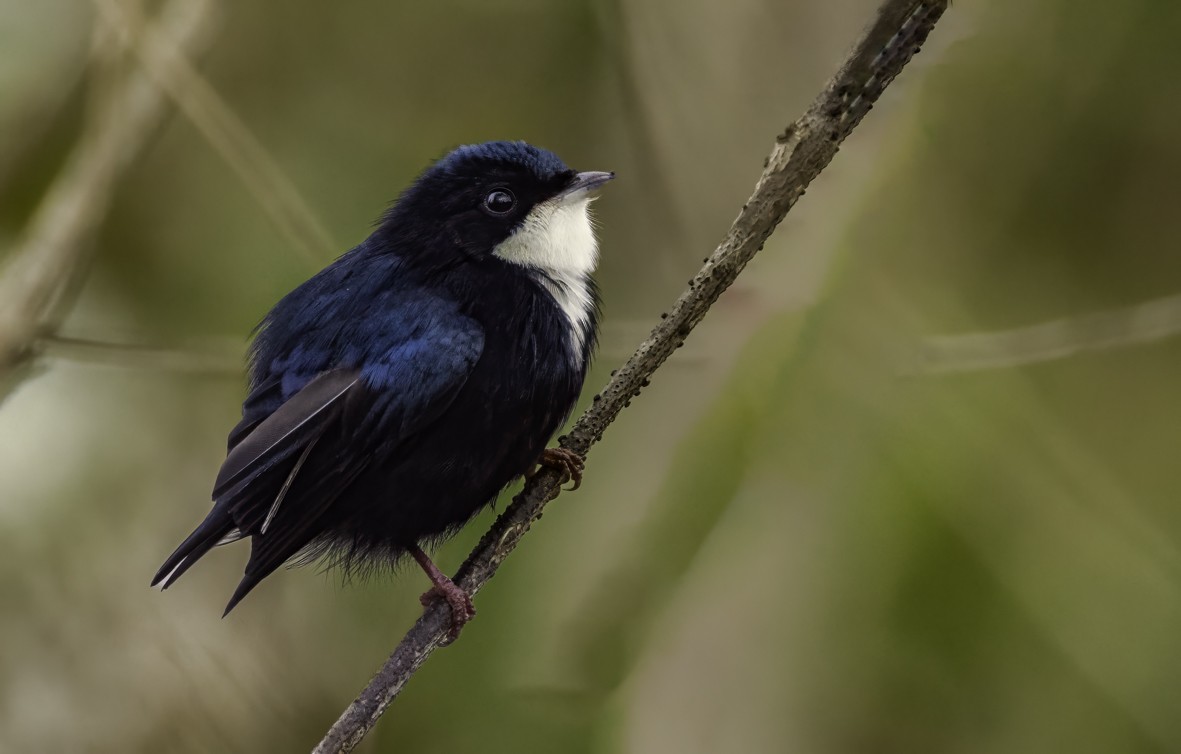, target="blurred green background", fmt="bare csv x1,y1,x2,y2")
3,0,1180,752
